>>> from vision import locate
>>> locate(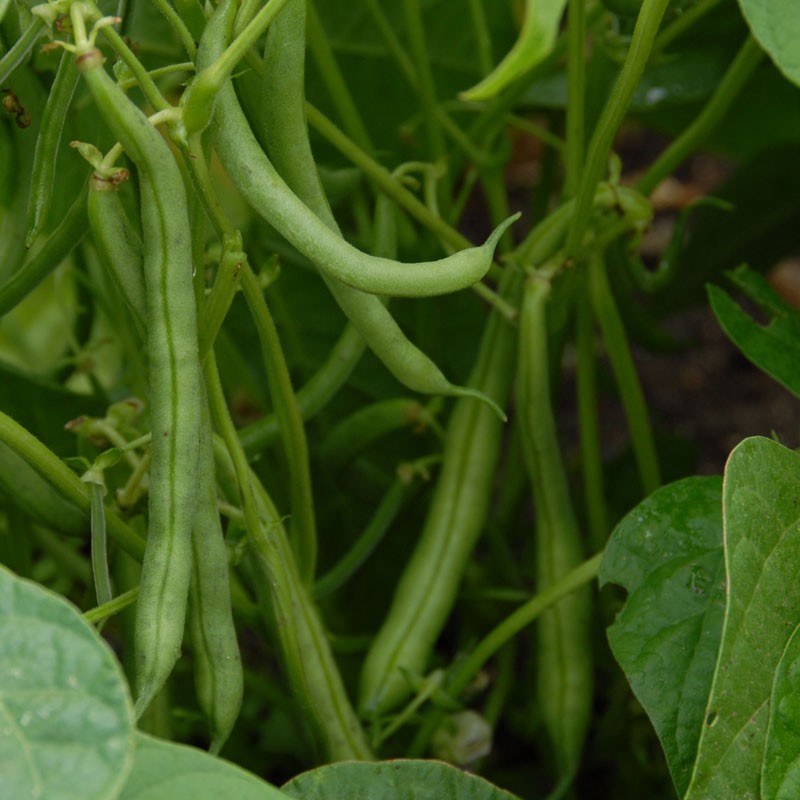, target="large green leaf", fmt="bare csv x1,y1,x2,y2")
708,265,800,398
118,733,291,800
0,564,134,800
763,625,800,799
738,0,800,86
686,438,800,798
281,759,523,800
599,476,725,797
